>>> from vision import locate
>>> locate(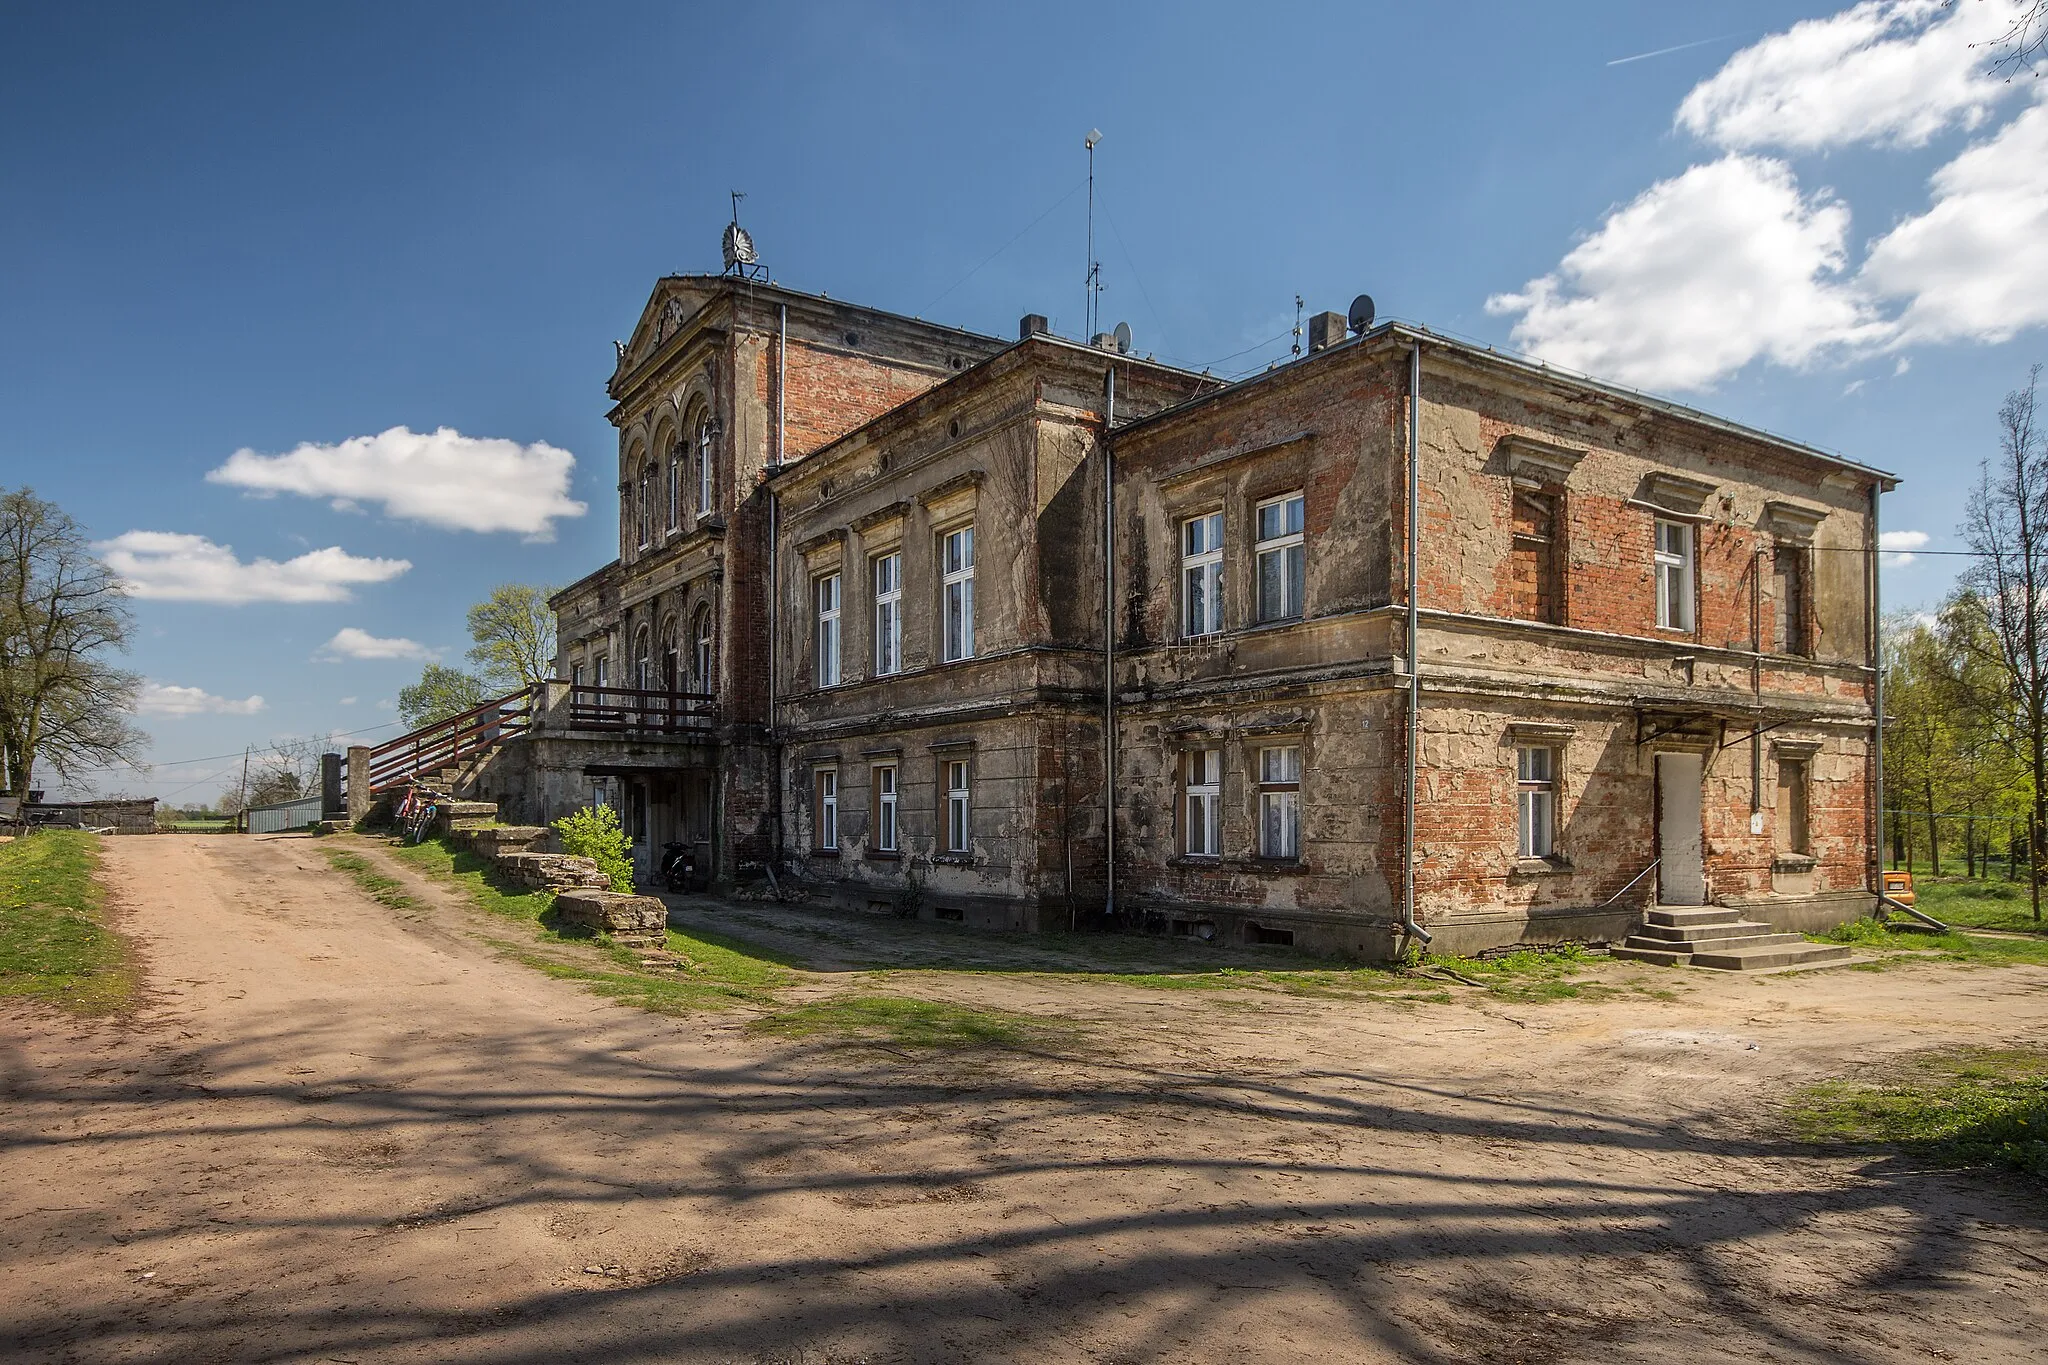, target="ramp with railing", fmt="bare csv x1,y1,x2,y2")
367,689,535,793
